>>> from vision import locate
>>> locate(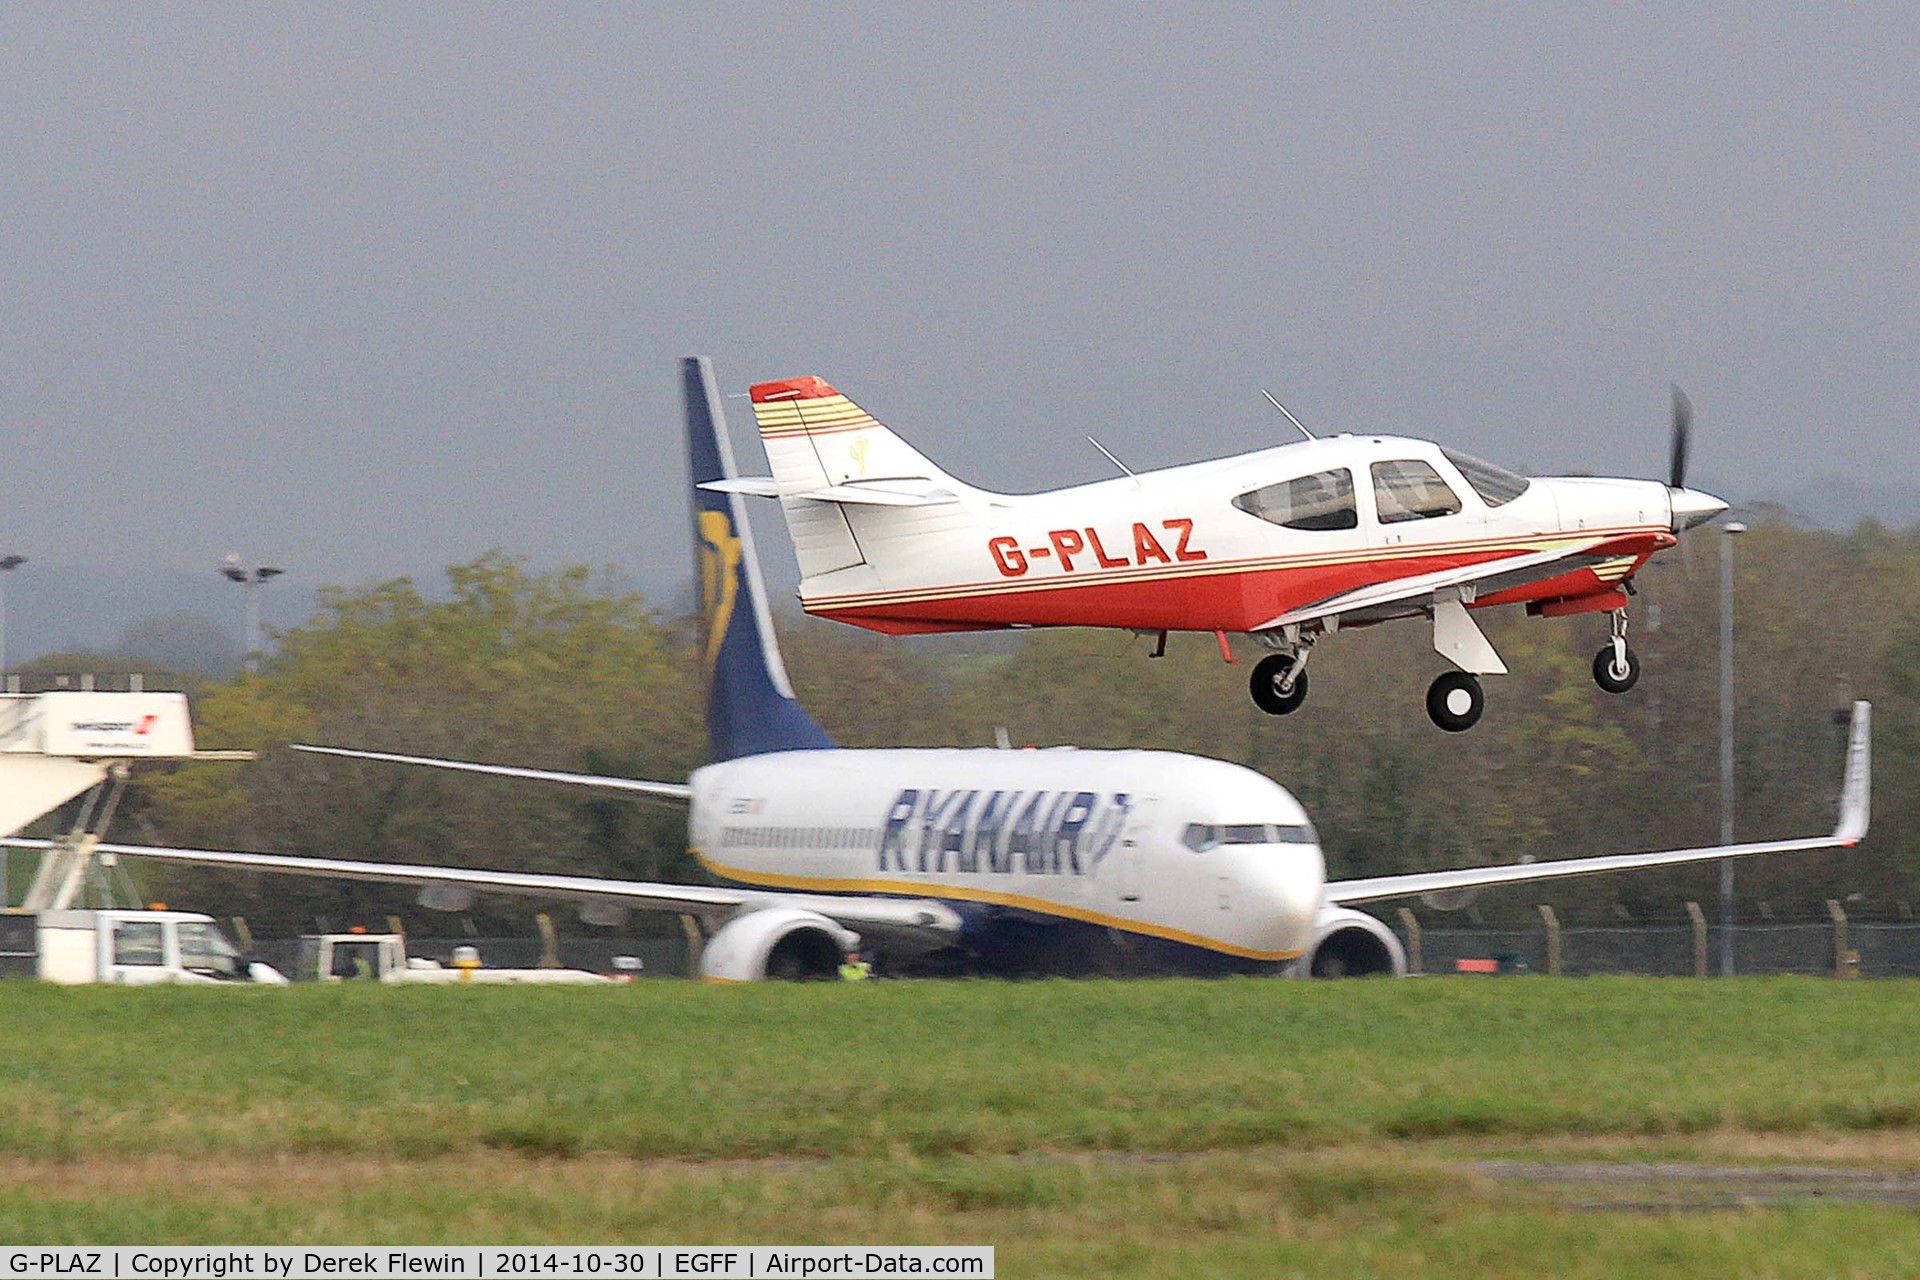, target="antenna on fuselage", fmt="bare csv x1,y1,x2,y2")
1261,389,1316,442
1085,436,1140,485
